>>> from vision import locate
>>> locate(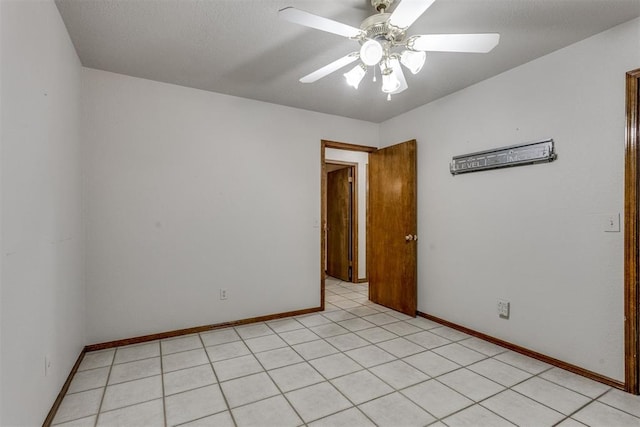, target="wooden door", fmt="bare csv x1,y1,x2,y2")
327,167,351,281
368,140,417,316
